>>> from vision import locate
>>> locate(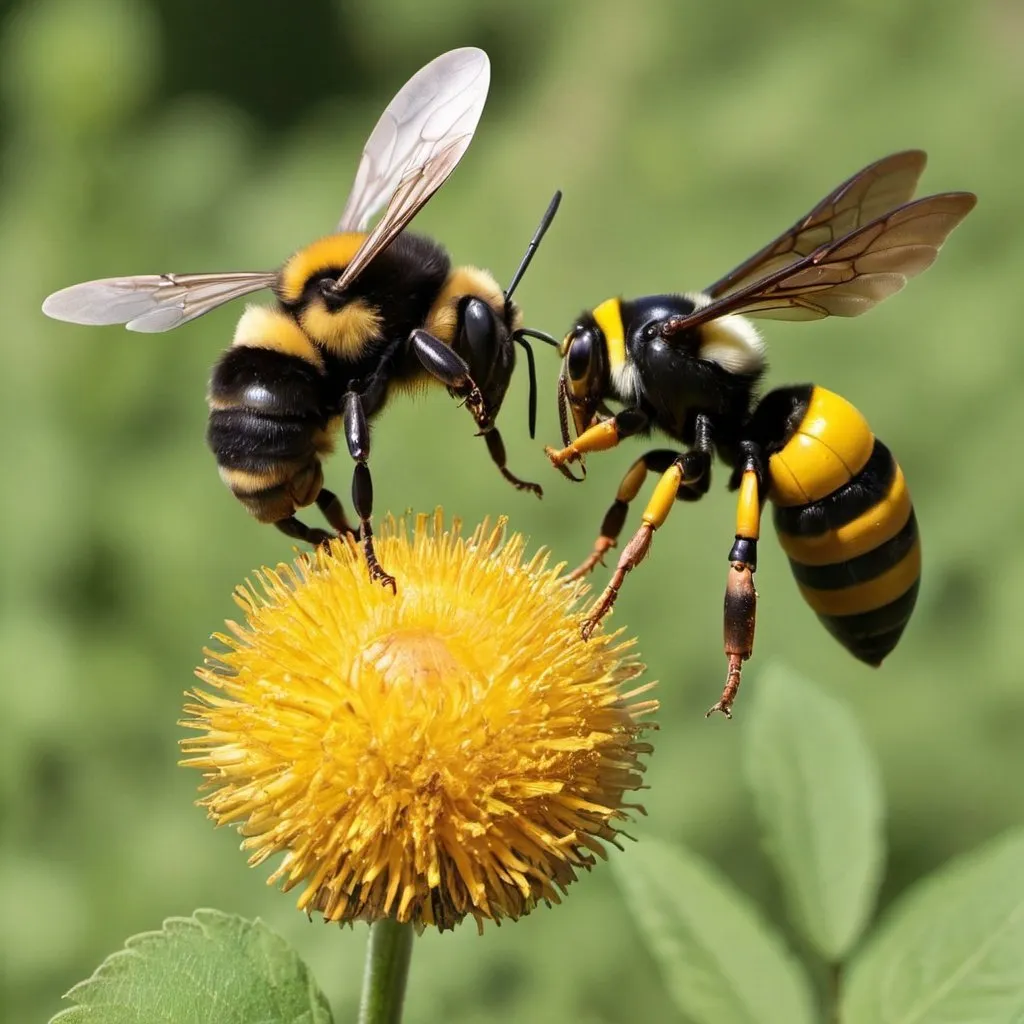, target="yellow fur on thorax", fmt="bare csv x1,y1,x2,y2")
276,234,367,303
231,305,325,372
425,266,509,343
